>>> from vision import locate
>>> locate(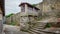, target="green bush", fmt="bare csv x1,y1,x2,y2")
10,21,16,26
6,13,14,18
32,4,37,7
45,23,52,28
